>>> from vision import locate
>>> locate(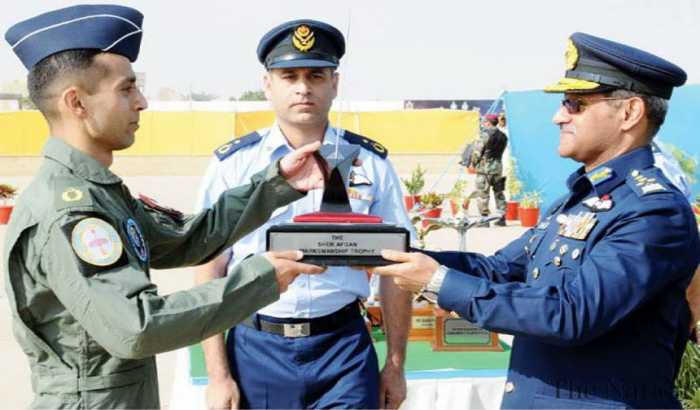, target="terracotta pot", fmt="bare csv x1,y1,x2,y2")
404,195,422,211
505,201,520,221
449,199,470,216
519,207,540,227
449,200,459,216
421,207,442,228
0,206,13,224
